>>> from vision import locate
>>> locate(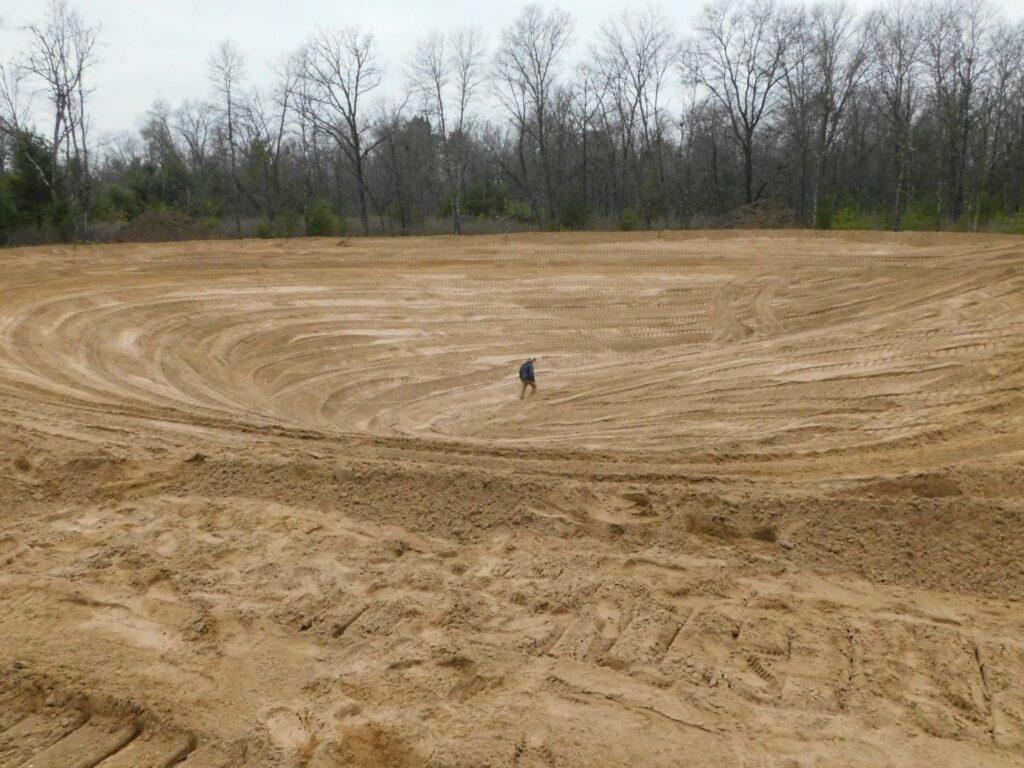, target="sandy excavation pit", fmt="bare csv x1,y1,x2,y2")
1,231,1024,767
